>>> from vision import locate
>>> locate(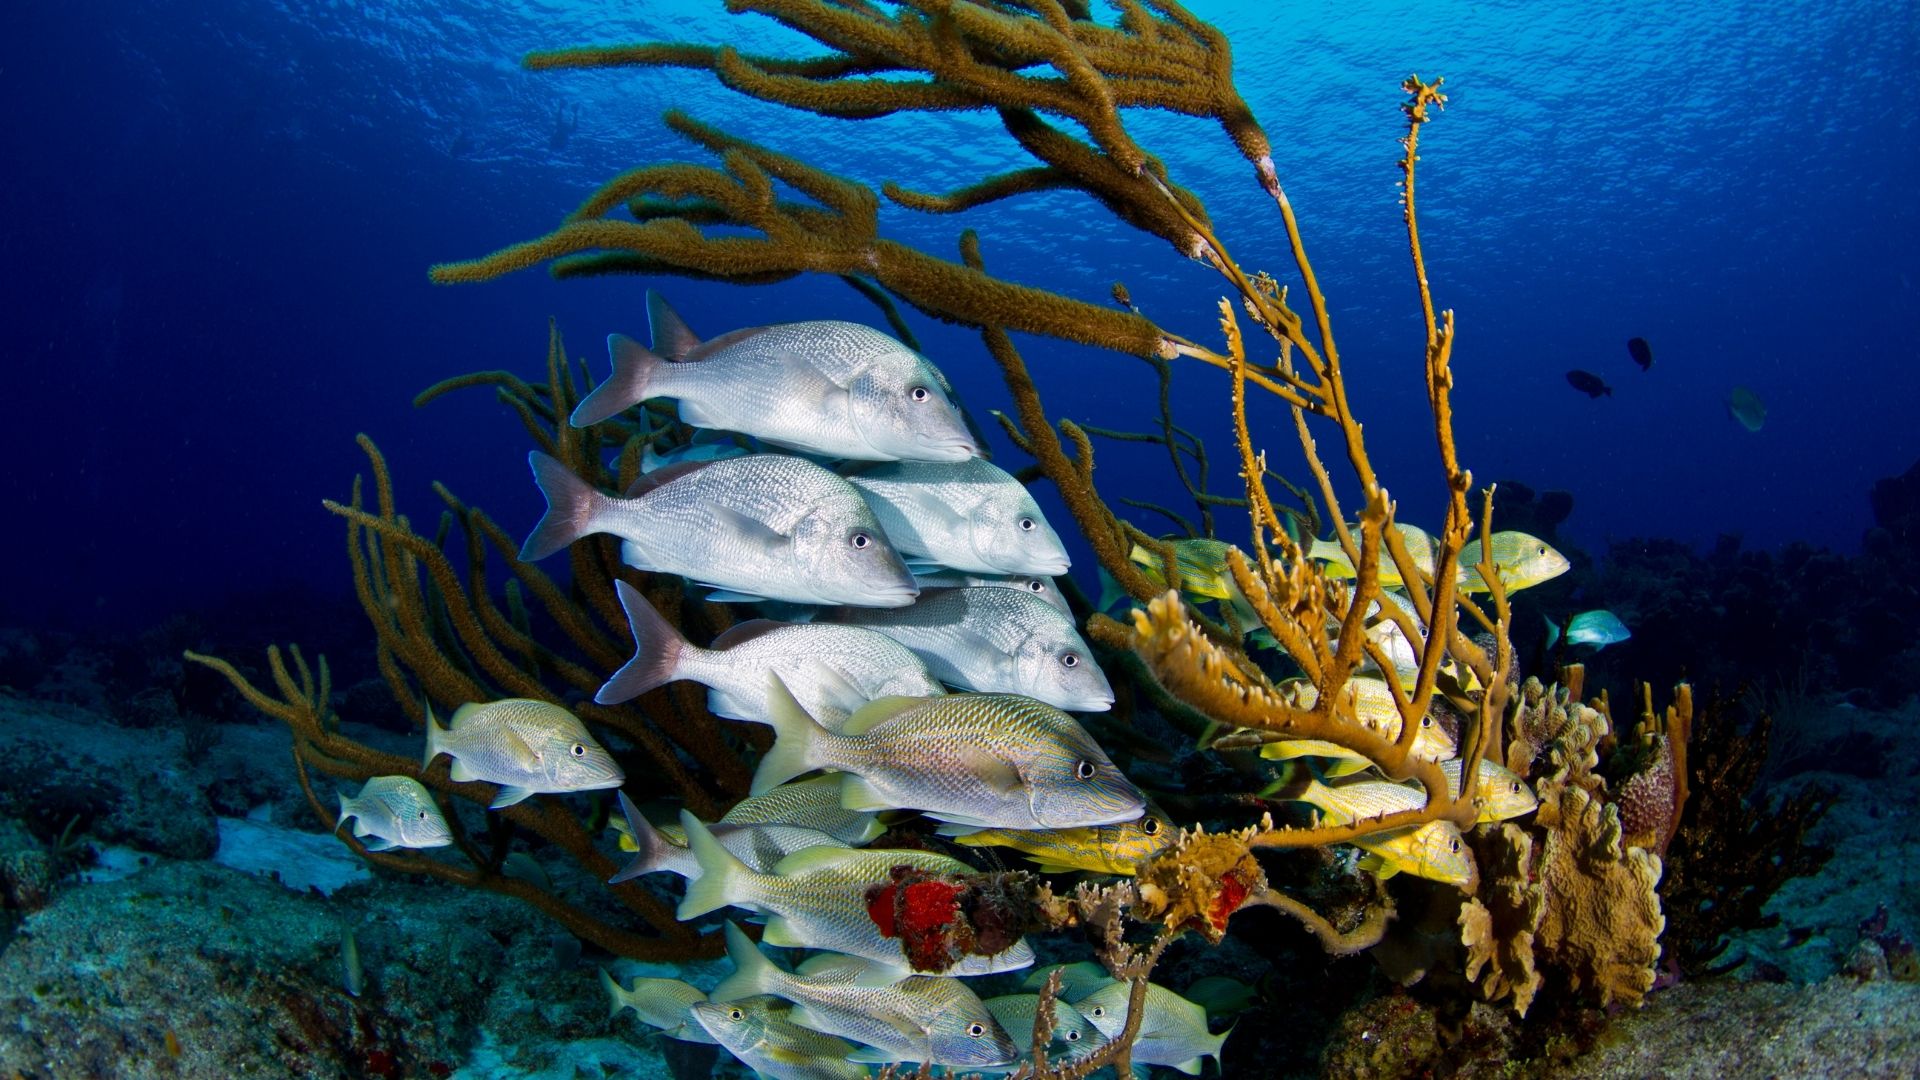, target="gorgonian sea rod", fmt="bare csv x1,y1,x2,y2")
194,1,1689,1074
